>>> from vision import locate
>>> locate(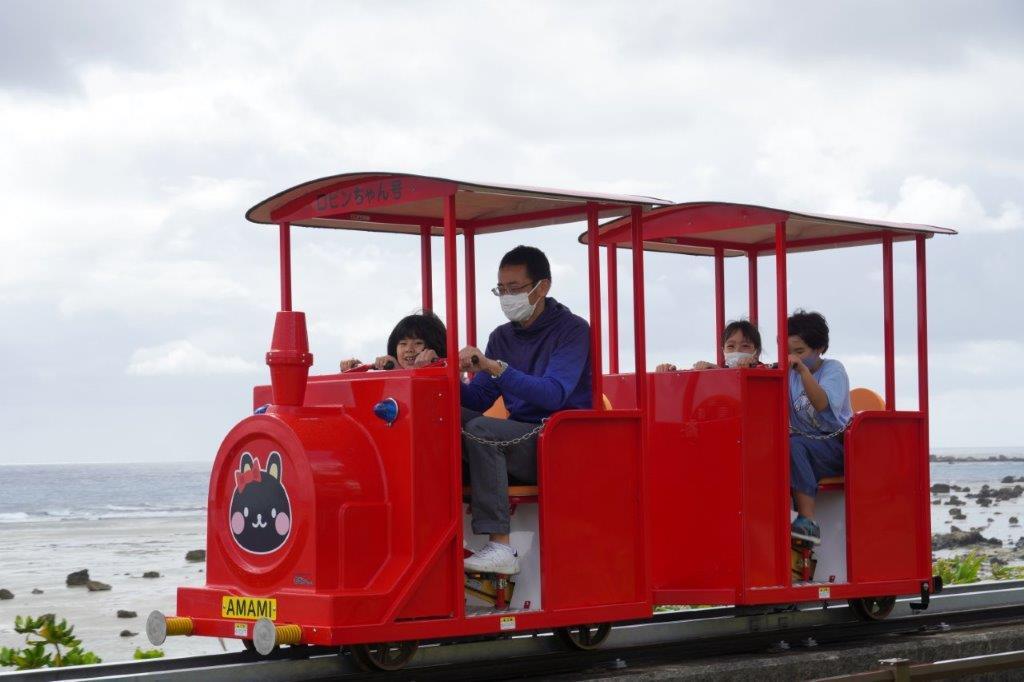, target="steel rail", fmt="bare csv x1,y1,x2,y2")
815,650,1024,681
4,580,1024,682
